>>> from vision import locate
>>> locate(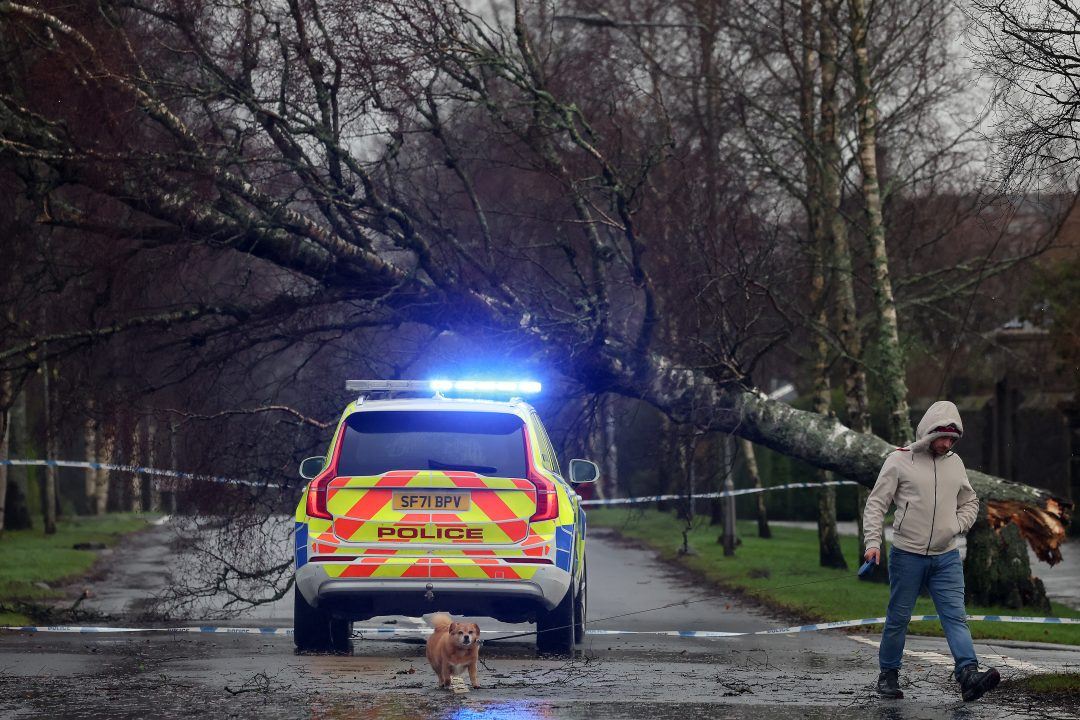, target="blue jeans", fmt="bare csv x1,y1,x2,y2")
879,547,977,678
